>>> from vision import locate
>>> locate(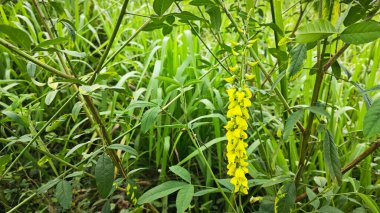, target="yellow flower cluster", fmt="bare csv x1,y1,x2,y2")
224,85,252,194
